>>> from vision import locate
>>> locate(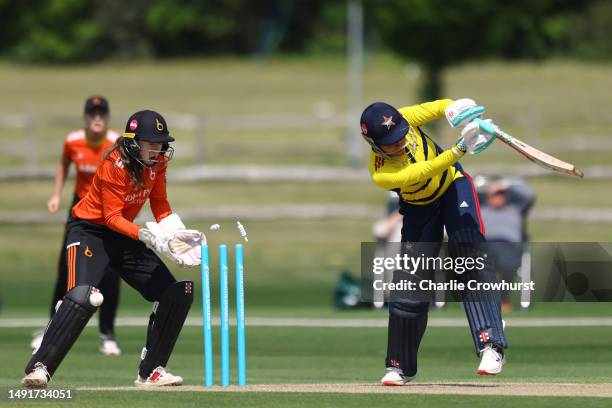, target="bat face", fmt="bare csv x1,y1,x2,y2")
475,119,584,178
497,136,584,178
